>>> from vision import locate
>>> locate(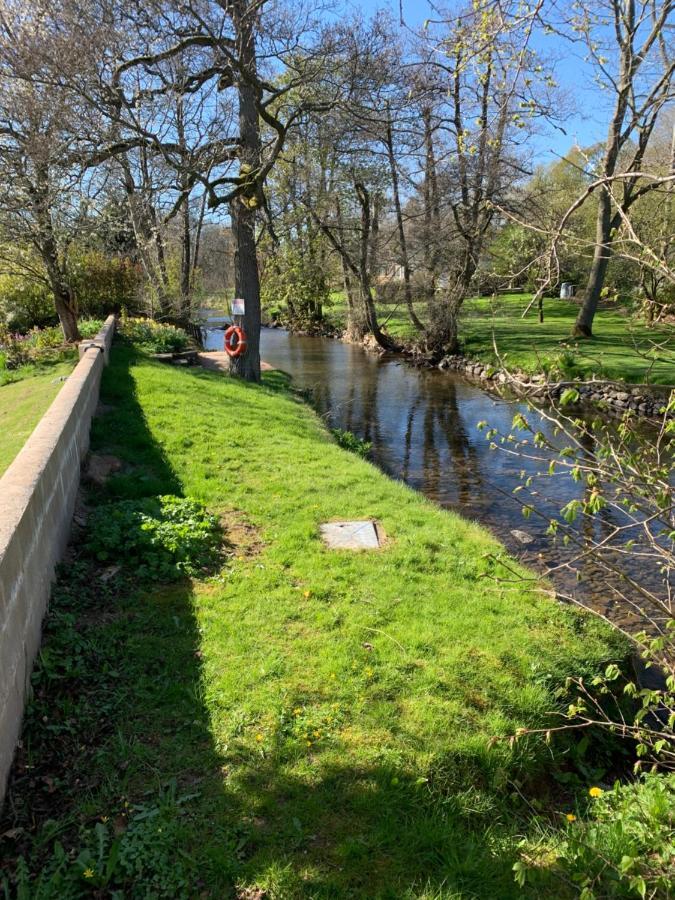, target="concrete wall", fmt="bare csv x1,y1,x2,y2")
0,315,115,805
